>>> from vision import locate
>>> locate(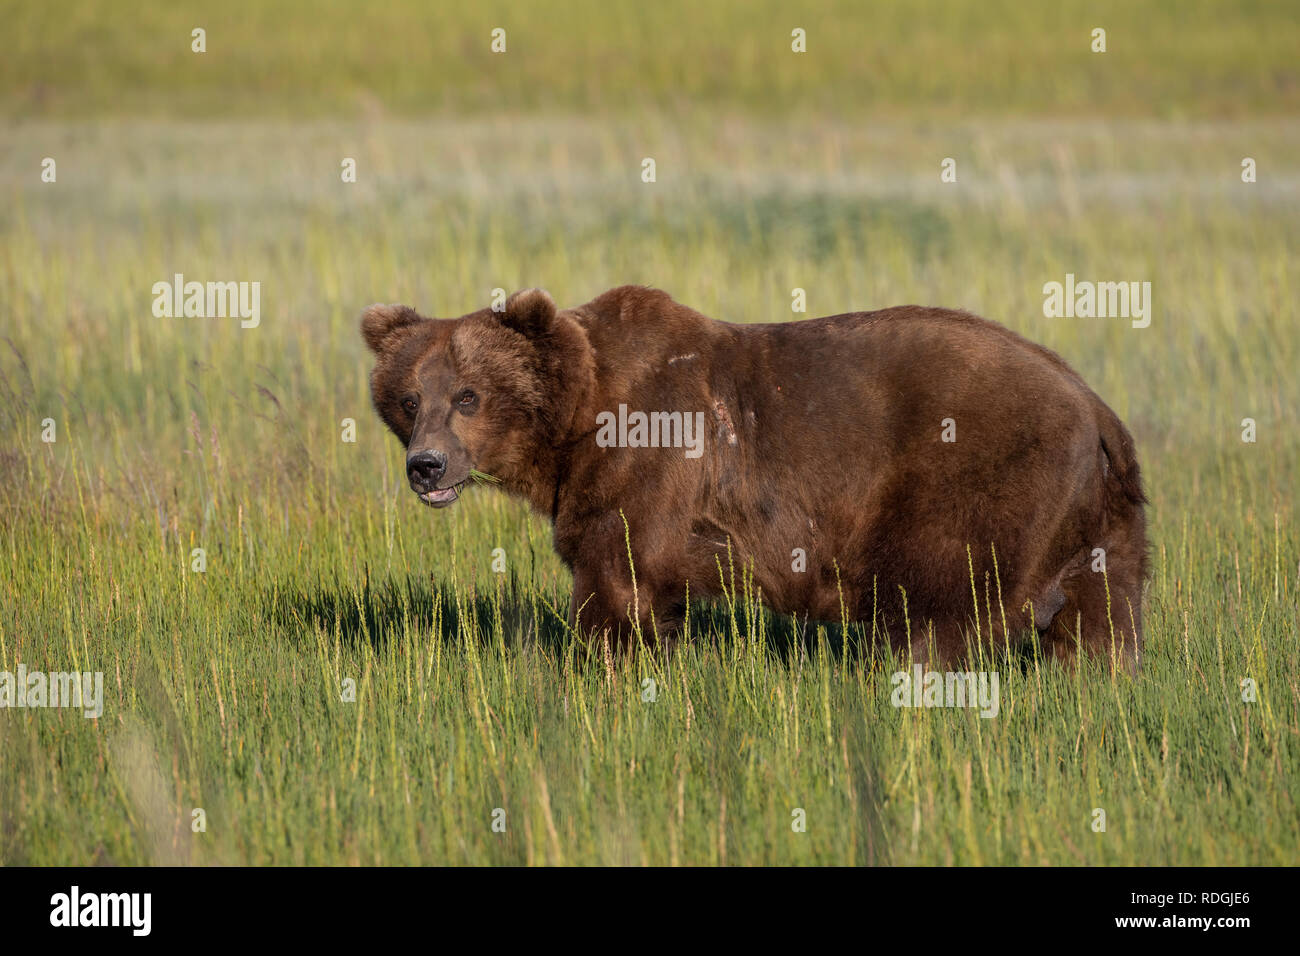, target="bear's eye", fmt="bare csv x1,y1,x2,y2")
401,398,418,415
457,389,477,408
